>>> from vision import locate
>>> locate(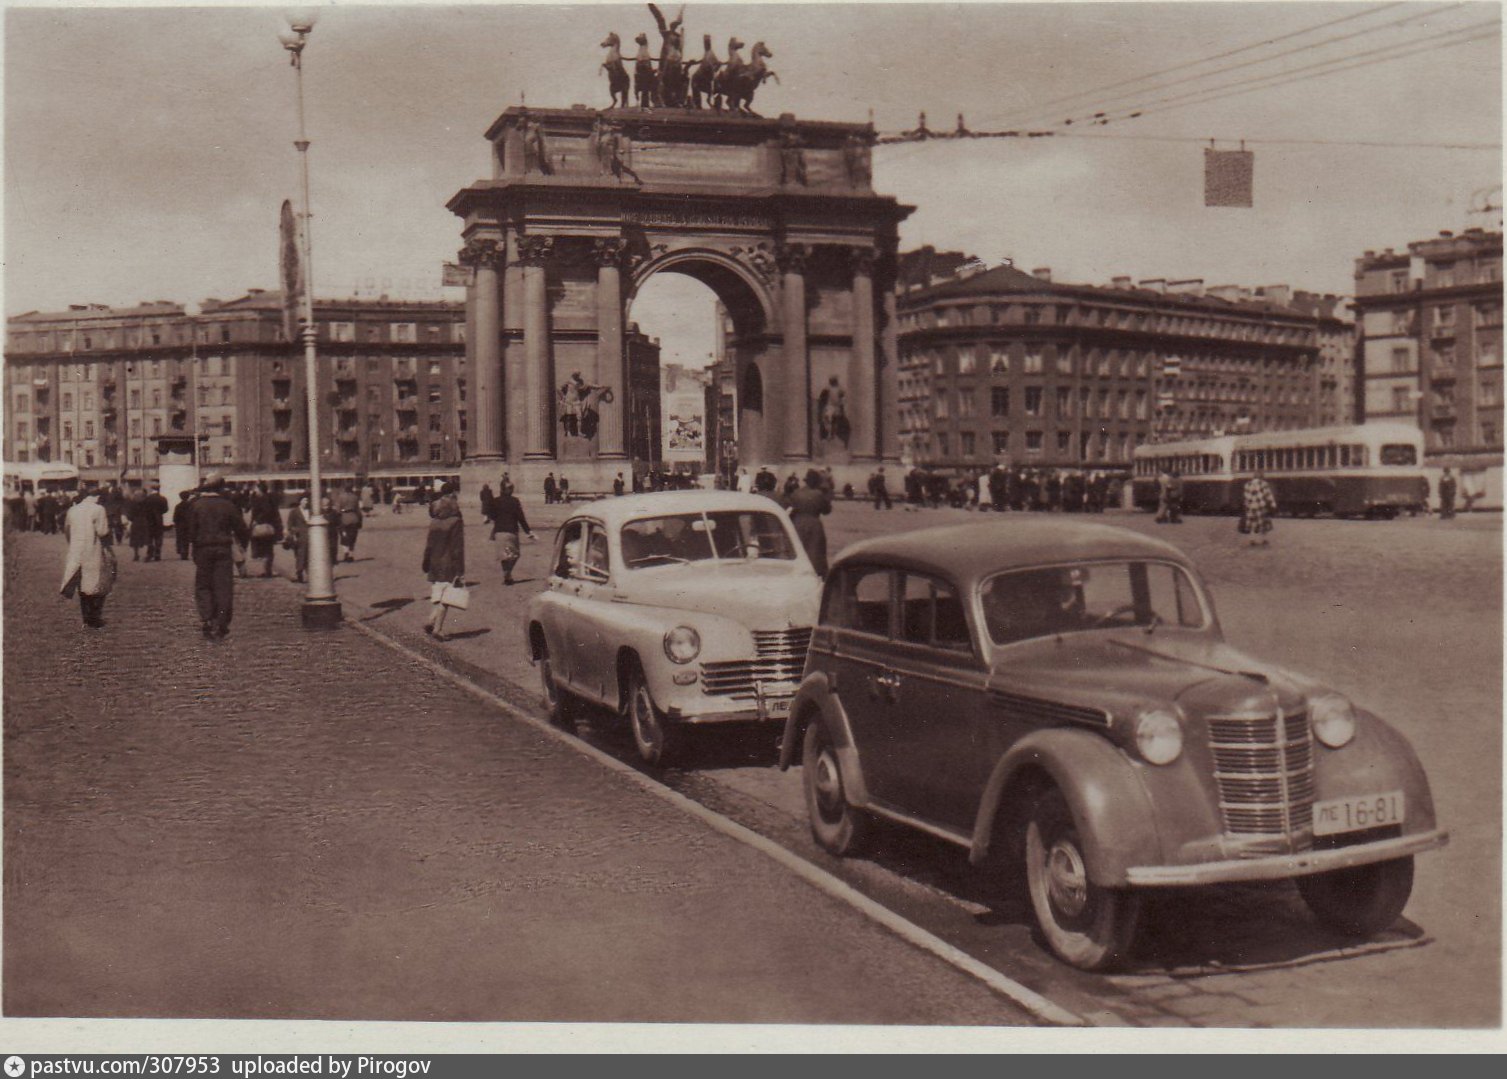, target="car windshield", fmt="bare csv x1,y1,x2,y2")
1380,443,1417,466
621,511,798,567
980,561,1207,646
